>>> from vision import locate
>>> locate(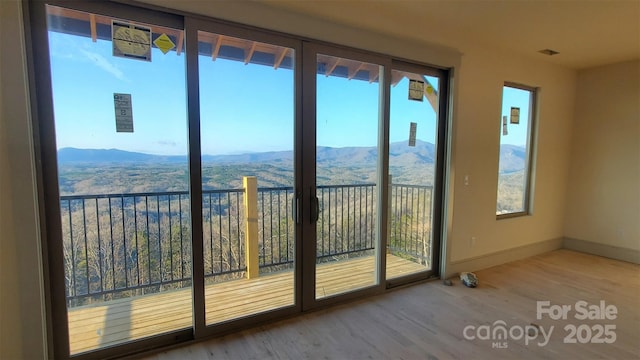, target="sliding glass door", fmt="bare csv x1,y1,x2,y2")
43,4,191,355
386,64,445,281
301,44,392,308
195,28,298,325
313,52,383,299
